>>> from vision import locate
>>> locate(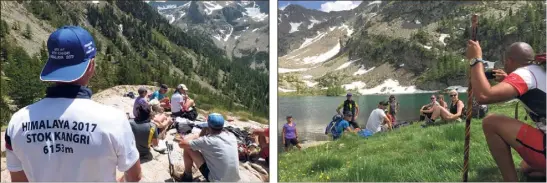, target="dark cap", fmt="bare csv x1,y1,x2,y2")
343,111,353,116
379,100,389,106
389,95,395,99
160,84,168,90
346,92,352,97
138,87,147,95
286,115,292,119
